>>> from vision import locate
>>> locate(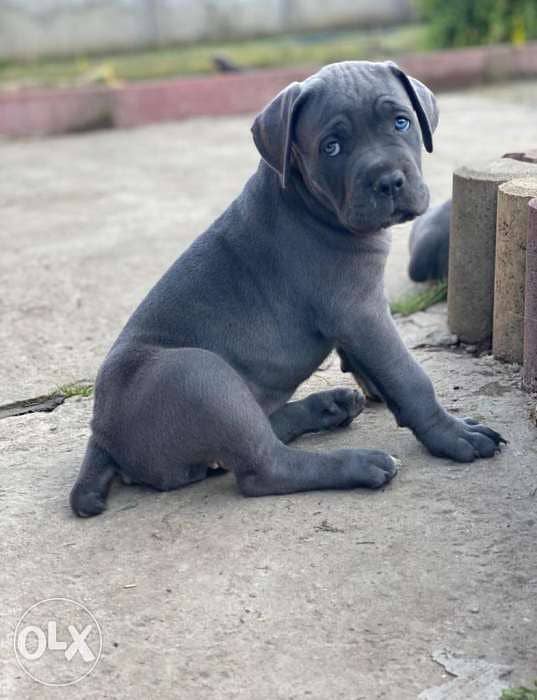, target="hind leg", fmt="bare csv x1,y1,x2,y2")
71,347,398,516
70,436,117,517
269,388,365,444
